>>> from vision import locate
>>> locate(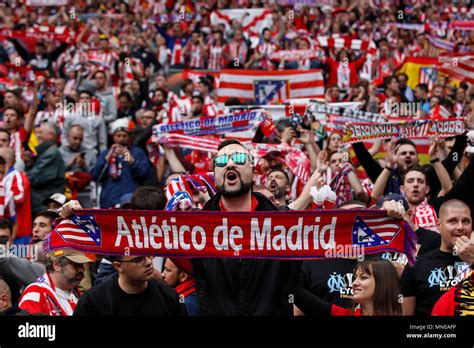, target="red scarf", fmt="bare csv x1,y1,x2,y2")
175,279,196,298
46,209,416,264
